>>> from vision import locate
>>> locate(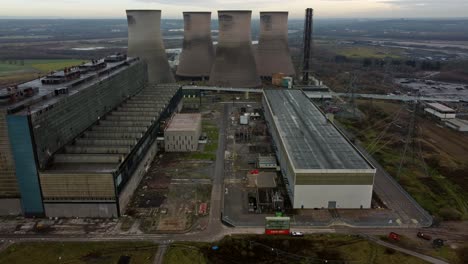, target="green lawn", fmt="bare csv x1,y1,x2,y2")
164,234,428,264
0,242,157,264
163,245,207,264
335,46,403,59
381,235,466,264
184,121,219,161
337,105,468,220
0,59,86,77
